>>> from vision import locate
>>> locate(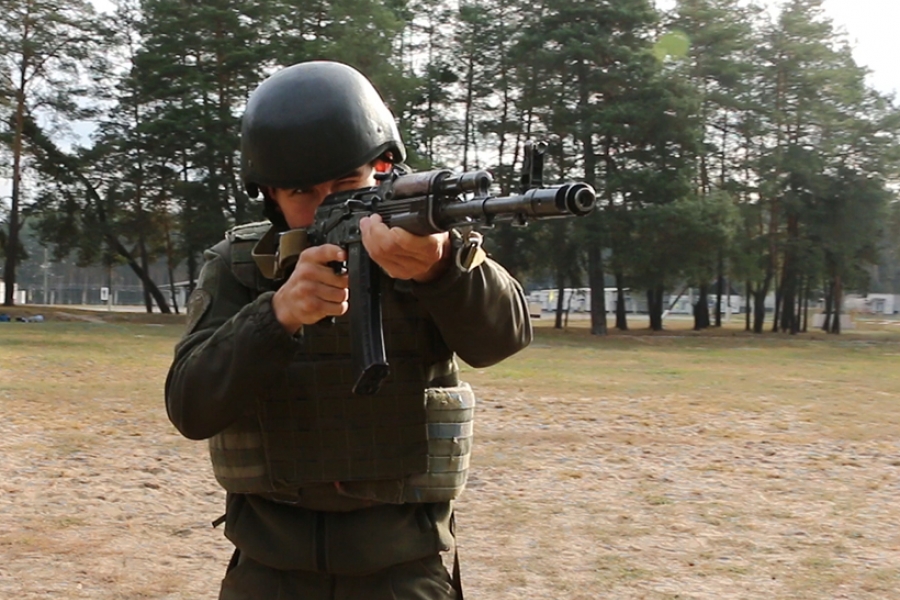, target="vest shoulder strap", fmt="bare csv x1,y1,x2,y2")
226,220,272,244
219,221,274,293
